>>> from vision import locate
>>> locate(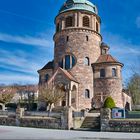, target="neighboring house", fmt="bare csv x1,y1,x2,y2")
11,85,38,104
38,0,131,111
